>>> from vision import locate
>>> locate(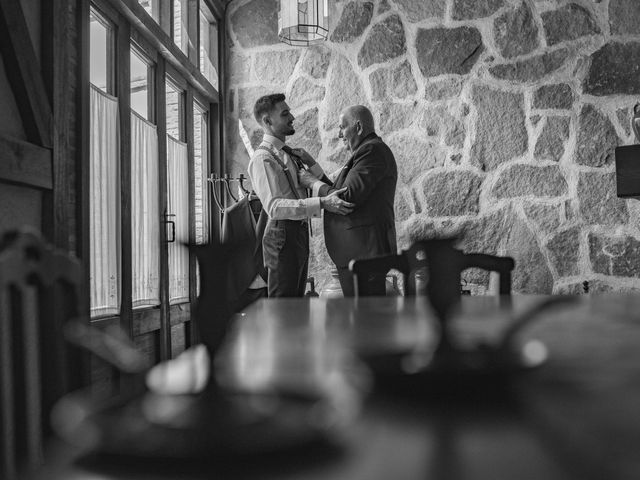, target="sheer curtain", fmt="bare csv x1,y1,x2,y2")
90,85,120,317
167,135,189,304
131,112,160,308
